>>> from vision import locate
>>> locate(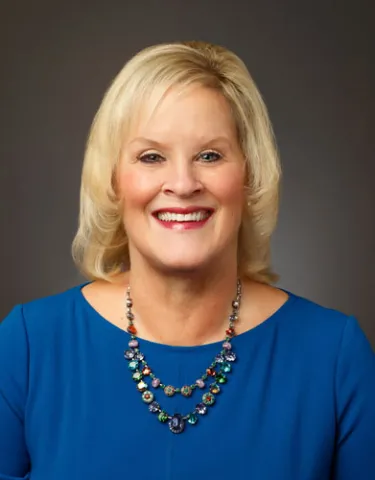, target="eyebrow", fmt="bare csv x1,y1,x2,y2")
128,136,233,149
128,137,166,149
